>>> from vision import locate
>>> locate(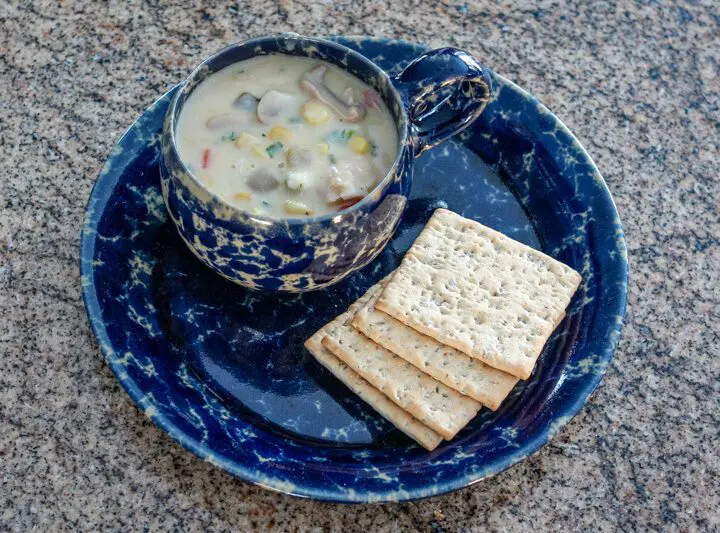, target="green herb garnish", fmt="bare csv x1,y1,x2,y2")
262,200,272,207
220,131,238,142
266,142,284,158
326,131,344,144
288,116,303,124
326,129,358,144
328,153,337,164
